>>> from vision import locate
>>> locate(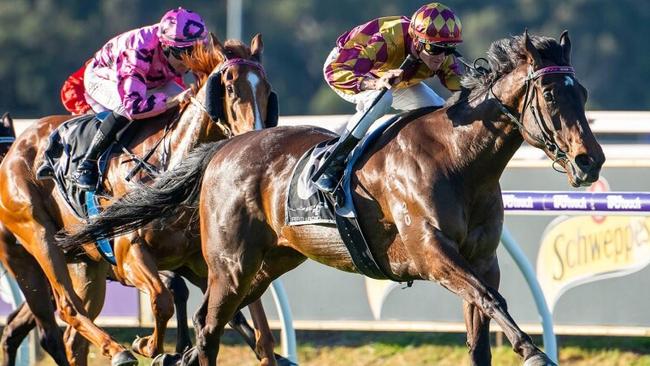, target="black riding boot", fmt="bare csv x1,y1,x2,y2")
311,132,361,193
72,111,129,190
